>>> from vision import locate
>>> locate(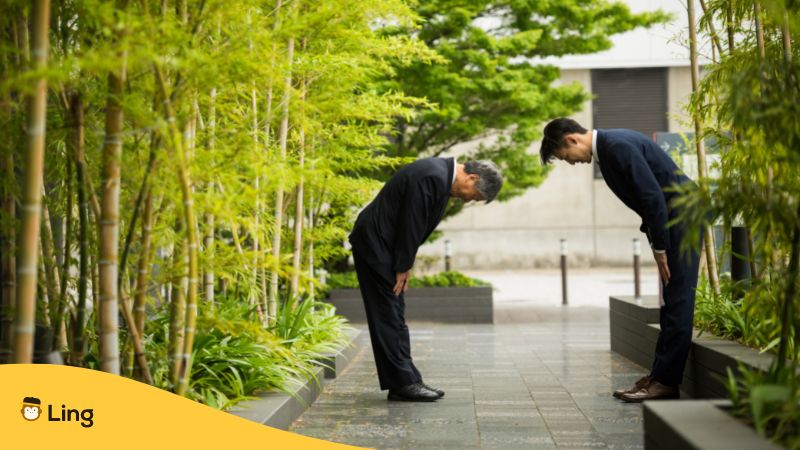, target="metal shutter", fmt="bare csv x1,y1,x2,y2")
591,67,668,136
590,67,668,178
